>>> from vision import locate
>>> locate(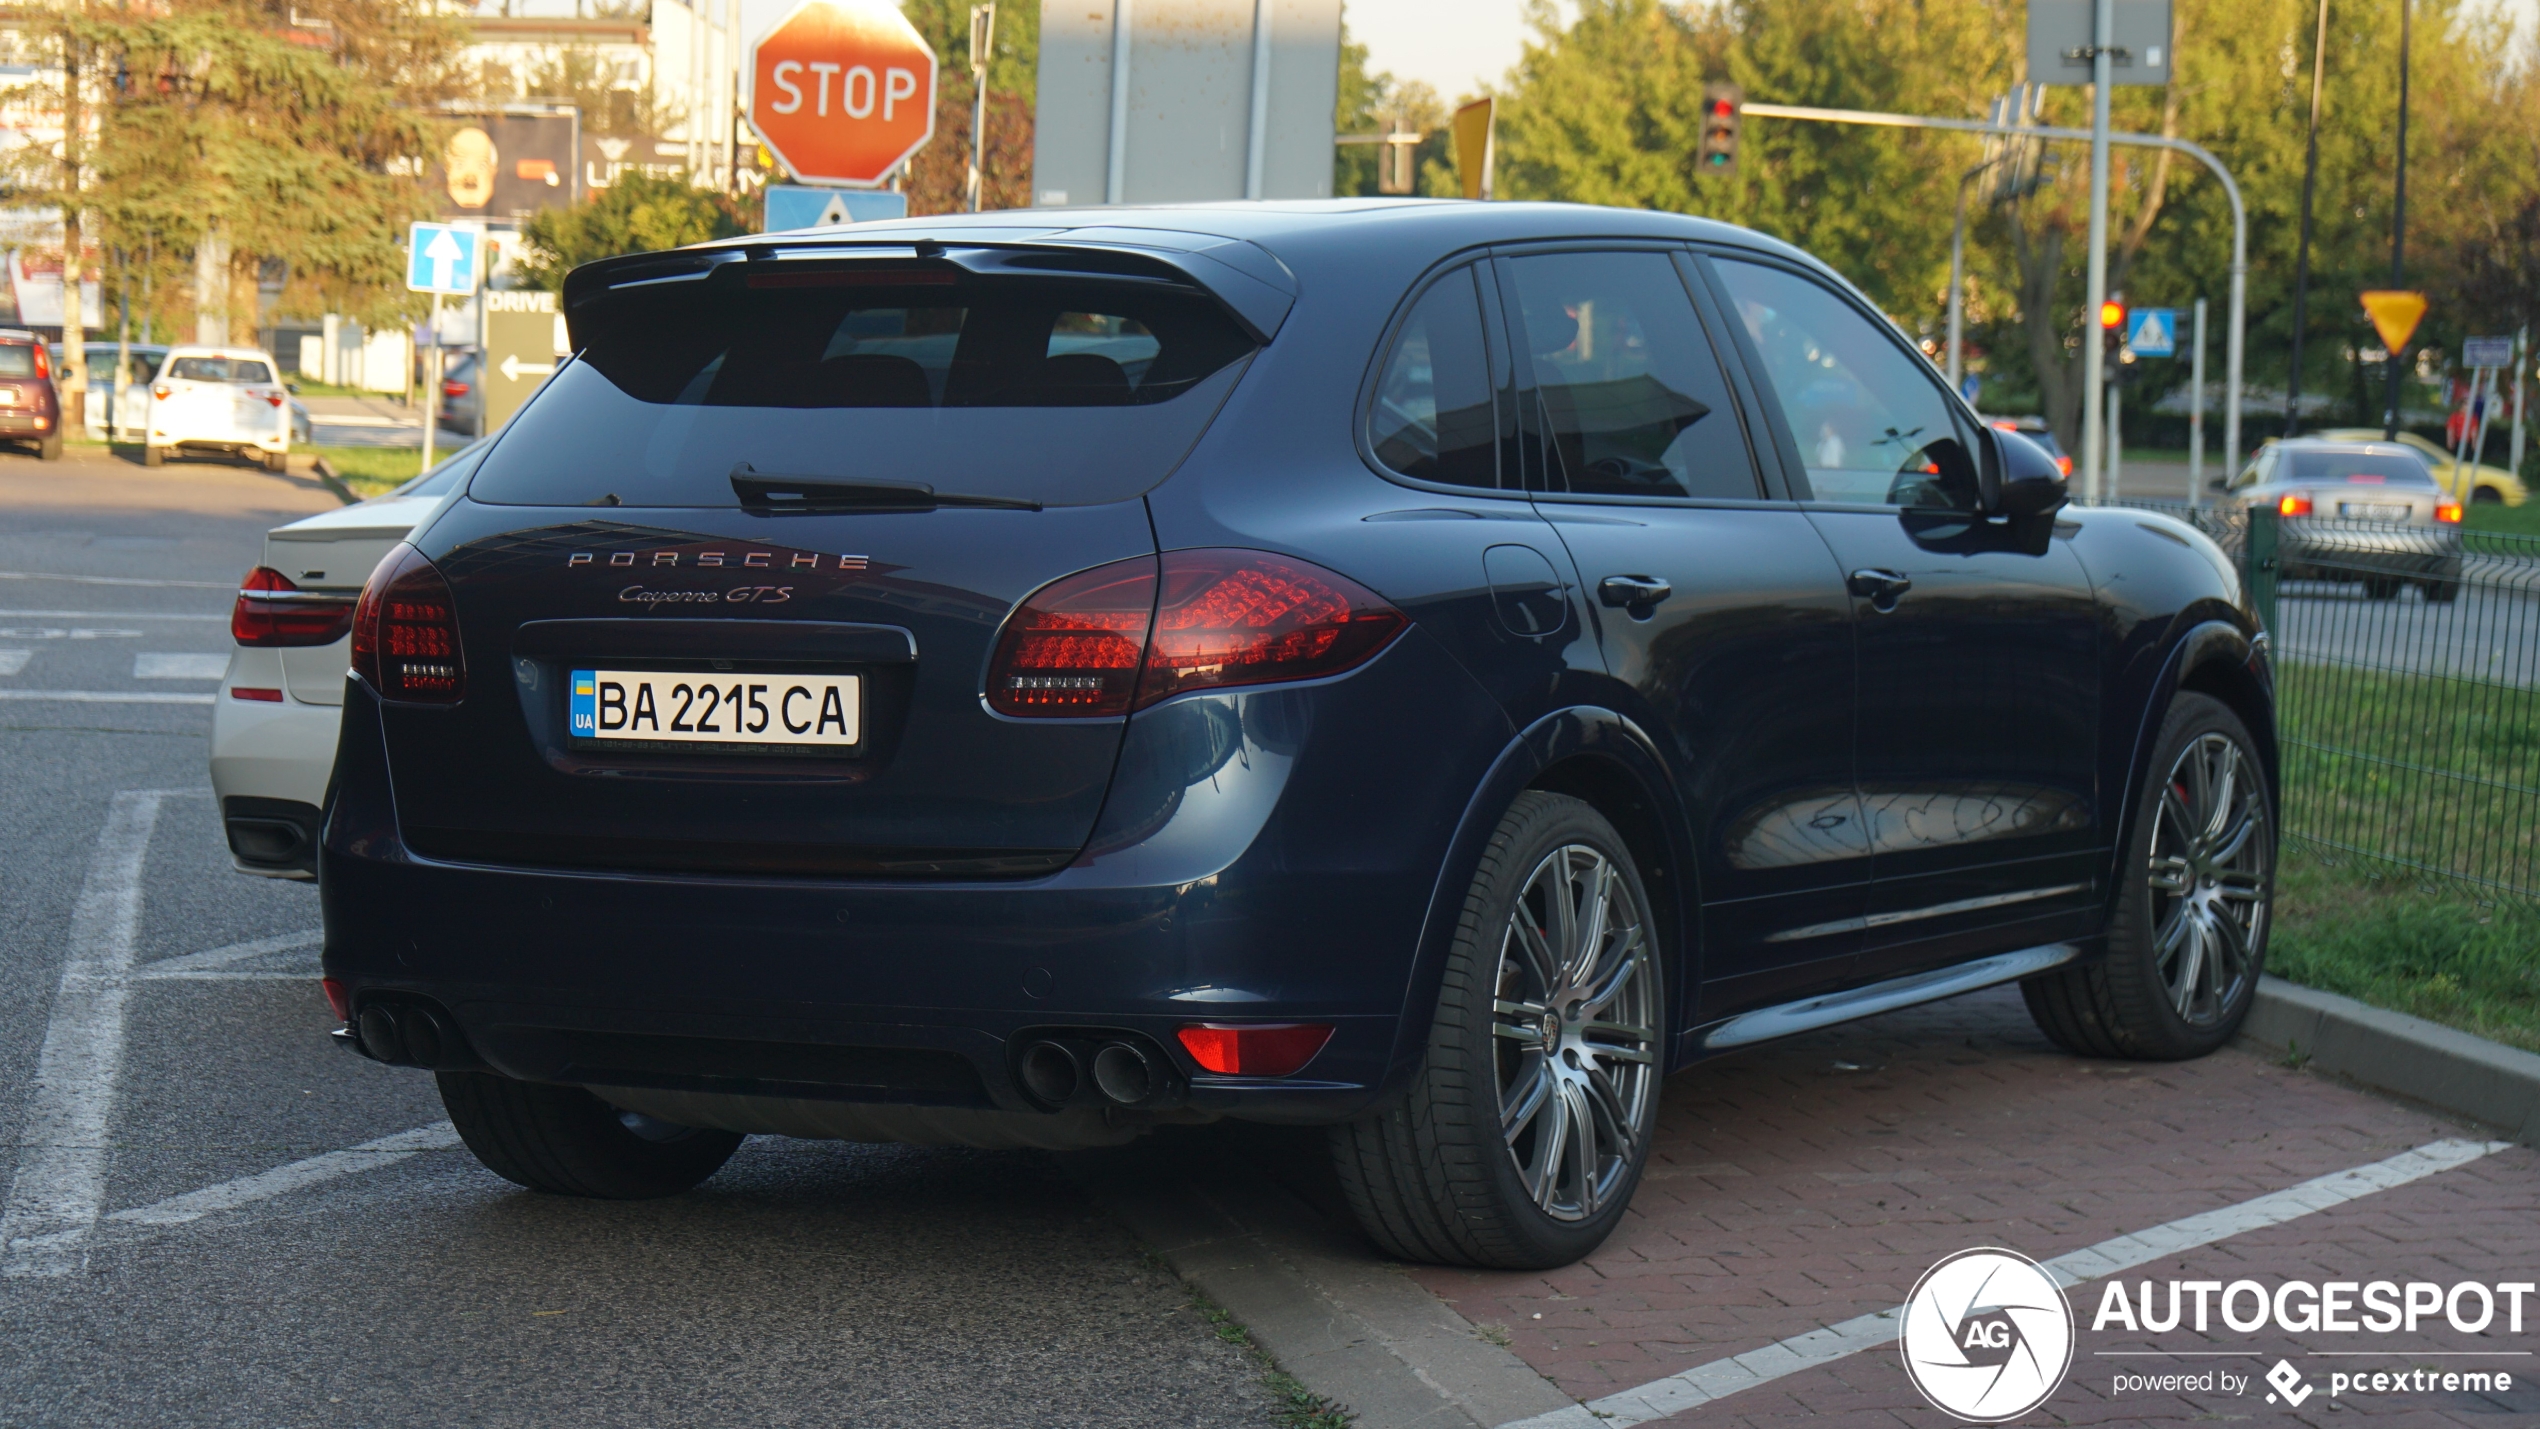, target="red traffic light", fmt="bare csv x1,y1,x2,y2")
1711,99,1735,117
